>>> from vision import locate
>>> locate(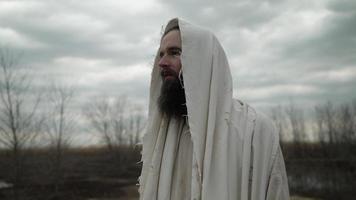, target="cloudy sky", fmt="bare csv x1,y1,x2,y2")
1,0,356,107
1,0,356,144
